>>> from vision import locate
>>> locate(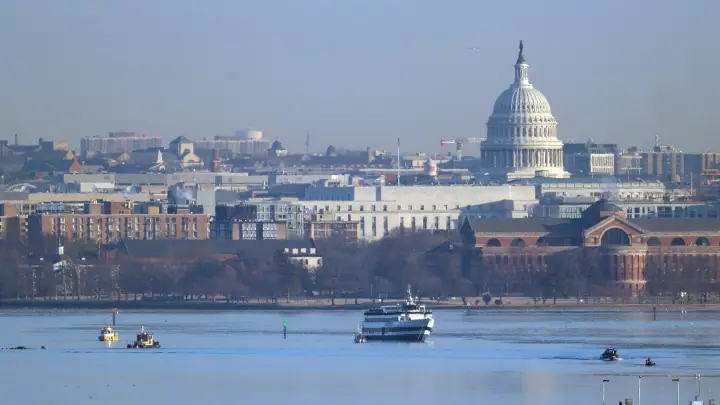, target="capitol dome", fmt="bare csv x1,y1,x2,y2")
491,86,552,115
480,41,569,180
